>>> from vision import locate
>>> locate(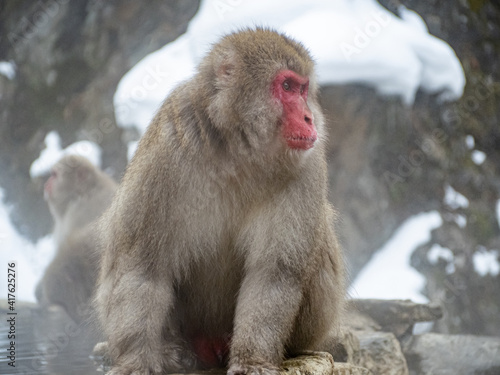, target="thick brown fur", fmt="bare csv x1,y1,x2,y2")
36,155,117,323
95,28,345,375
